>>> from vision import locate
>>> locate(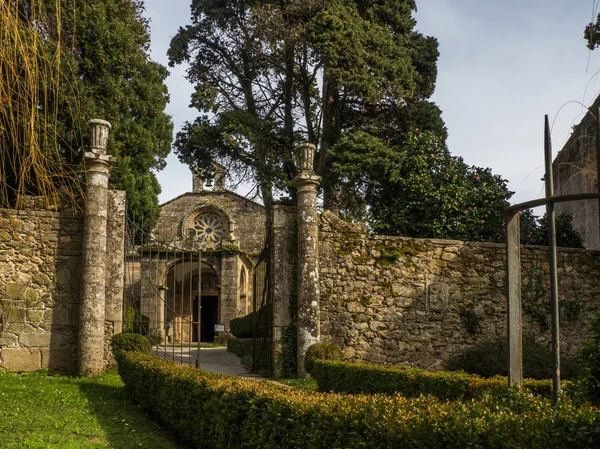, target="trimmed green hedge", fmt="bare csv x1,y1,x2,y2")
111,333,152,356
226,337,252,358
310,359,555,400
304,342,343,374
229,304,272,338
116,352,600,449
